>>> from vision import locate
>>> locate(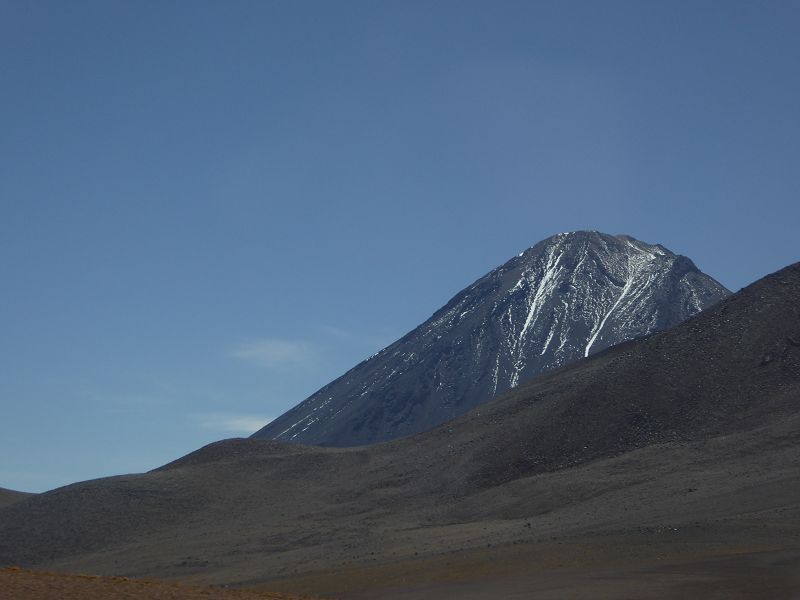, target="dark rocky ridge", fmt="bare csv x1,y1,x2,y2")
253,231,730,446
0,262,796,594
